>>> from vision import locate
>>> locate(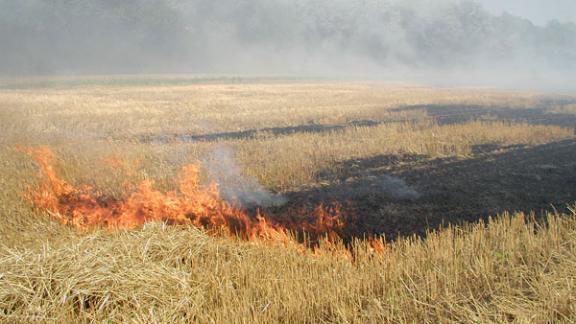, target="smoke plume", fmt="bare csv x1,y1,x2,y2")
203,145,287,208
